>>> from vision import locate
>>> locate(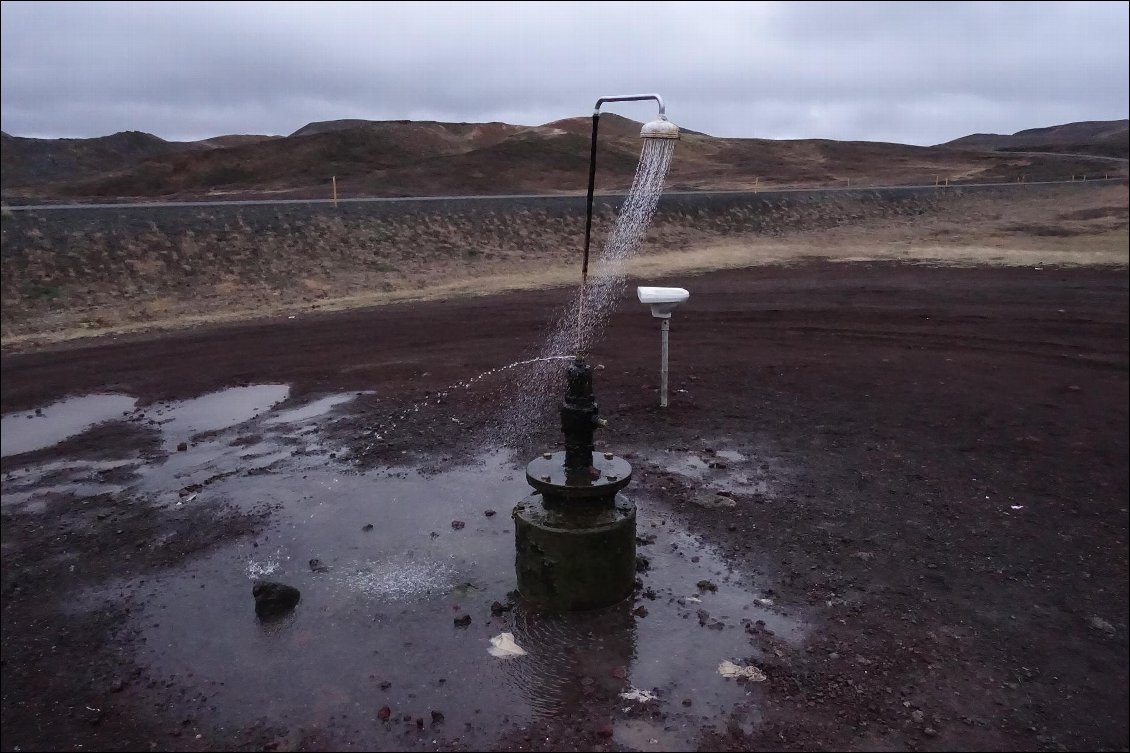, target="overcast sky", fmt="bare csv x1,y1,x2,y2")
1,1,1127,145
